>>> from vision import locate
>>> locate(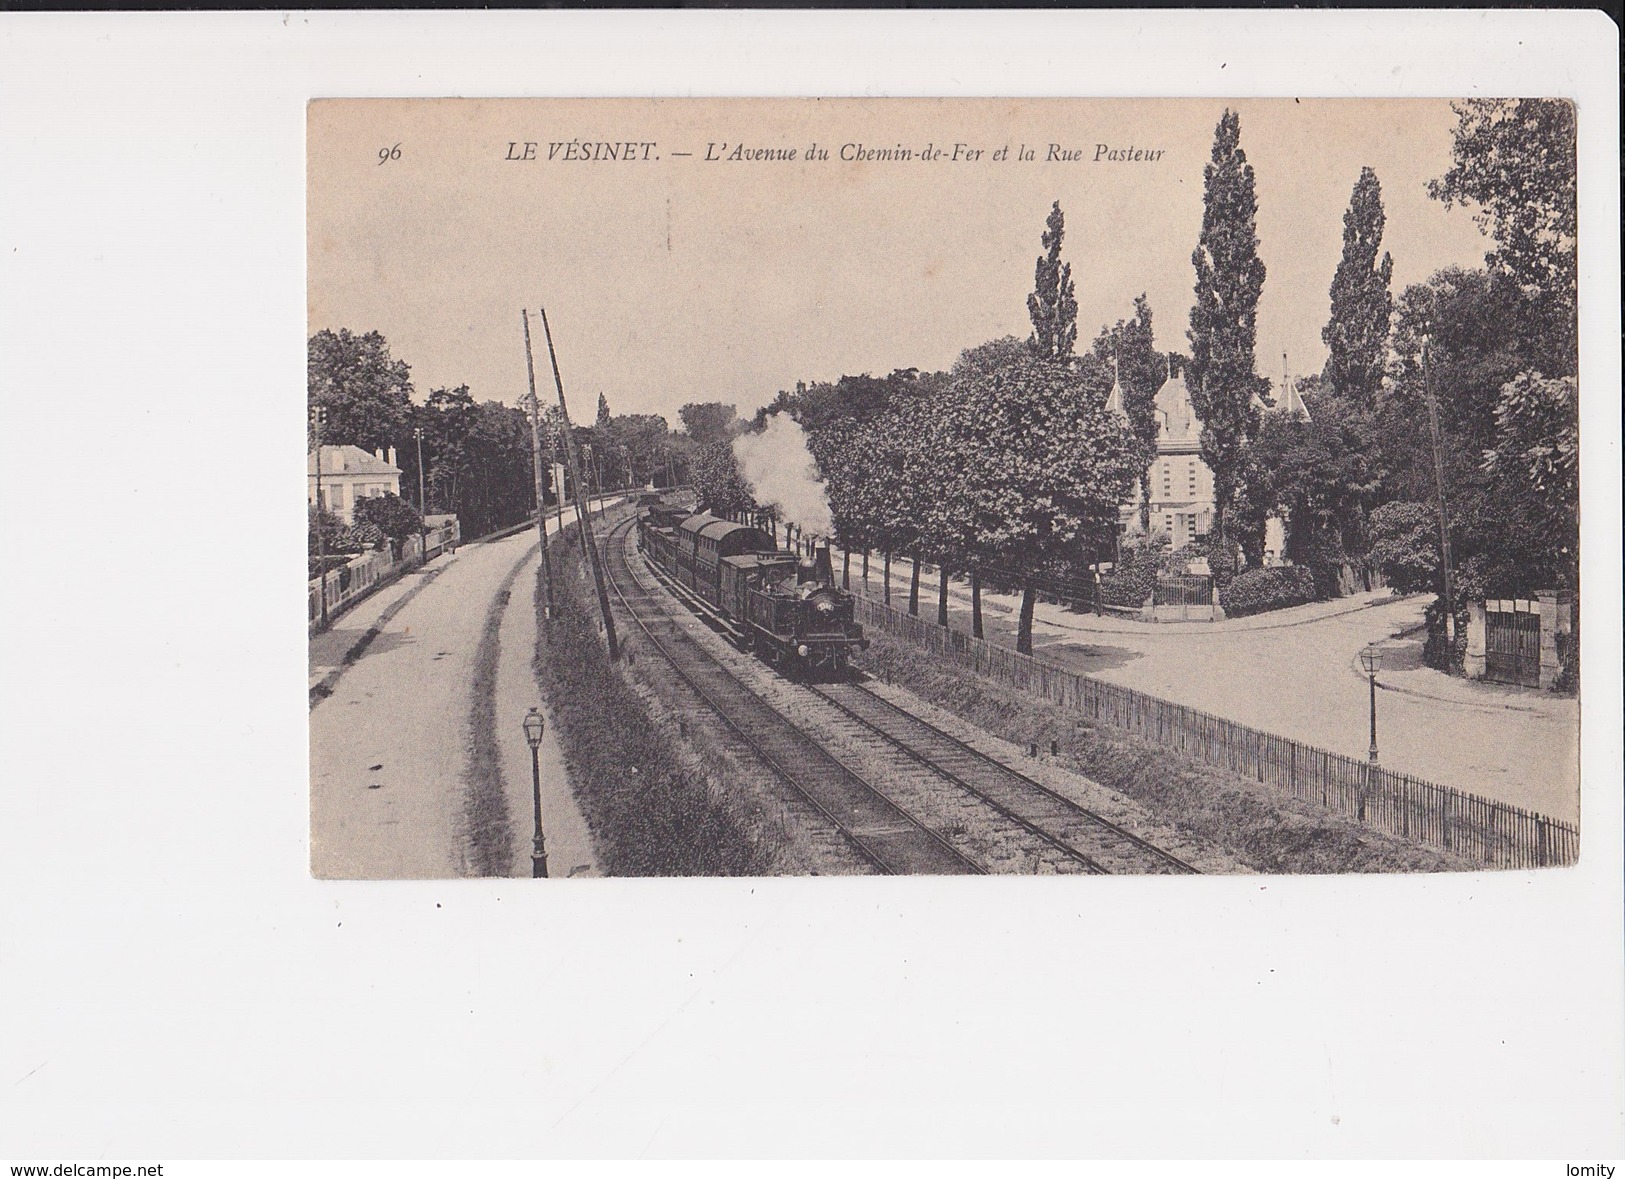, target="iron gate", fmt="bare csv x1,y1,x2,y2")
1485,600,1541,687
1154,573,1213,607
